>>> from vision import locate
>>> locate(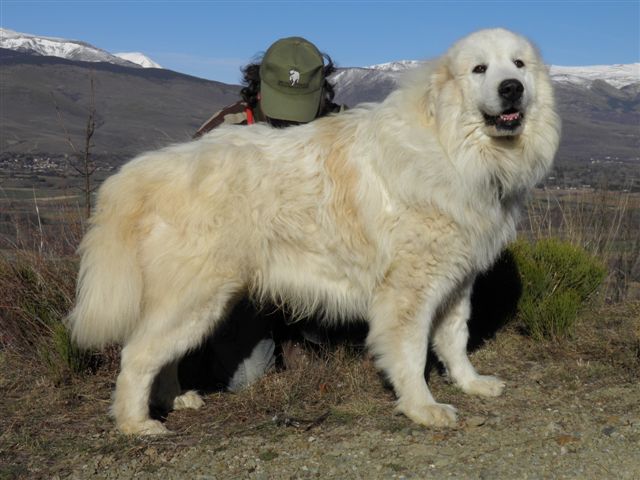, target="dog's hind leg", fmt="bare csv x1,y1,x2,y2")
112,288,236,435
367,272,458,428
151,361,205,413
431,286,505,397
